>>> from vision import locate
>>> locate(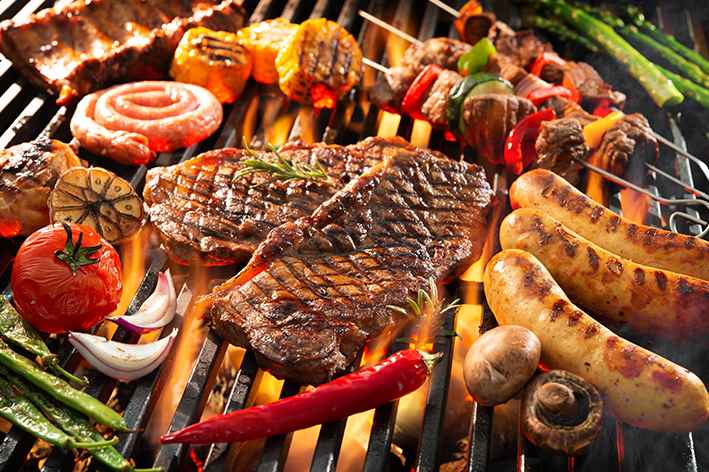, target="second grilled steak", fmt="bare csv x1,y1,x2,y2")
200,147,496,385
144,137,447,266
